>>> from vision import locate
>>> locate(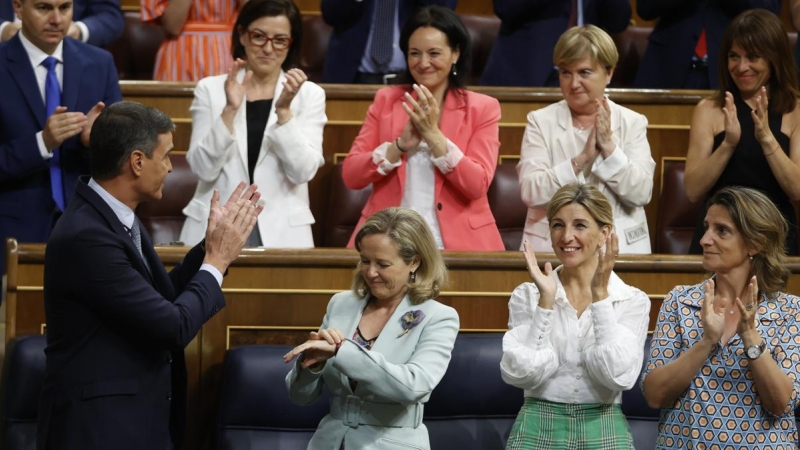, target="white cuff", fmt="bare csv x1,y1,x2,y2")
37,131,53,160
590,300,616,346
554,158,580,185
525,306,554,349
75,21,90,43
200,264,224,286
431,139,462,173
372,142,402,175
